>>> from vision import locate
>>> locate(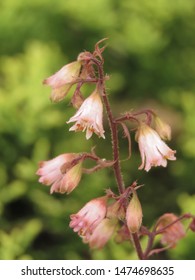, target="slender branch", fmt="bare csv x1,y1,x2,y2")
93,59,125,194
91,57,144,260
131,233,144,260
143,233,155,259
